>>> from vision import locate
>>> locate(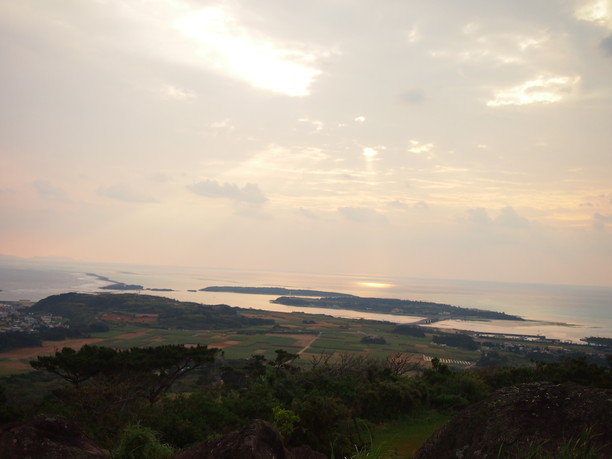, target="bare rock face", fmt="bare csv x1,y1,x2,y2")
174,419,326,459
414,382,612,459
0,414,109,459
